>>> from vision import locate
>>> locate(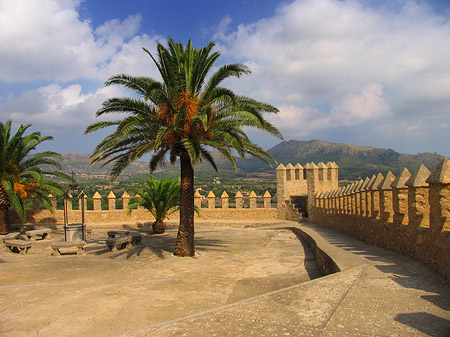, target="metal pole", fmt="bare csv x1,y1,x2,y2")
80,191,86,241
63,195,68,241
